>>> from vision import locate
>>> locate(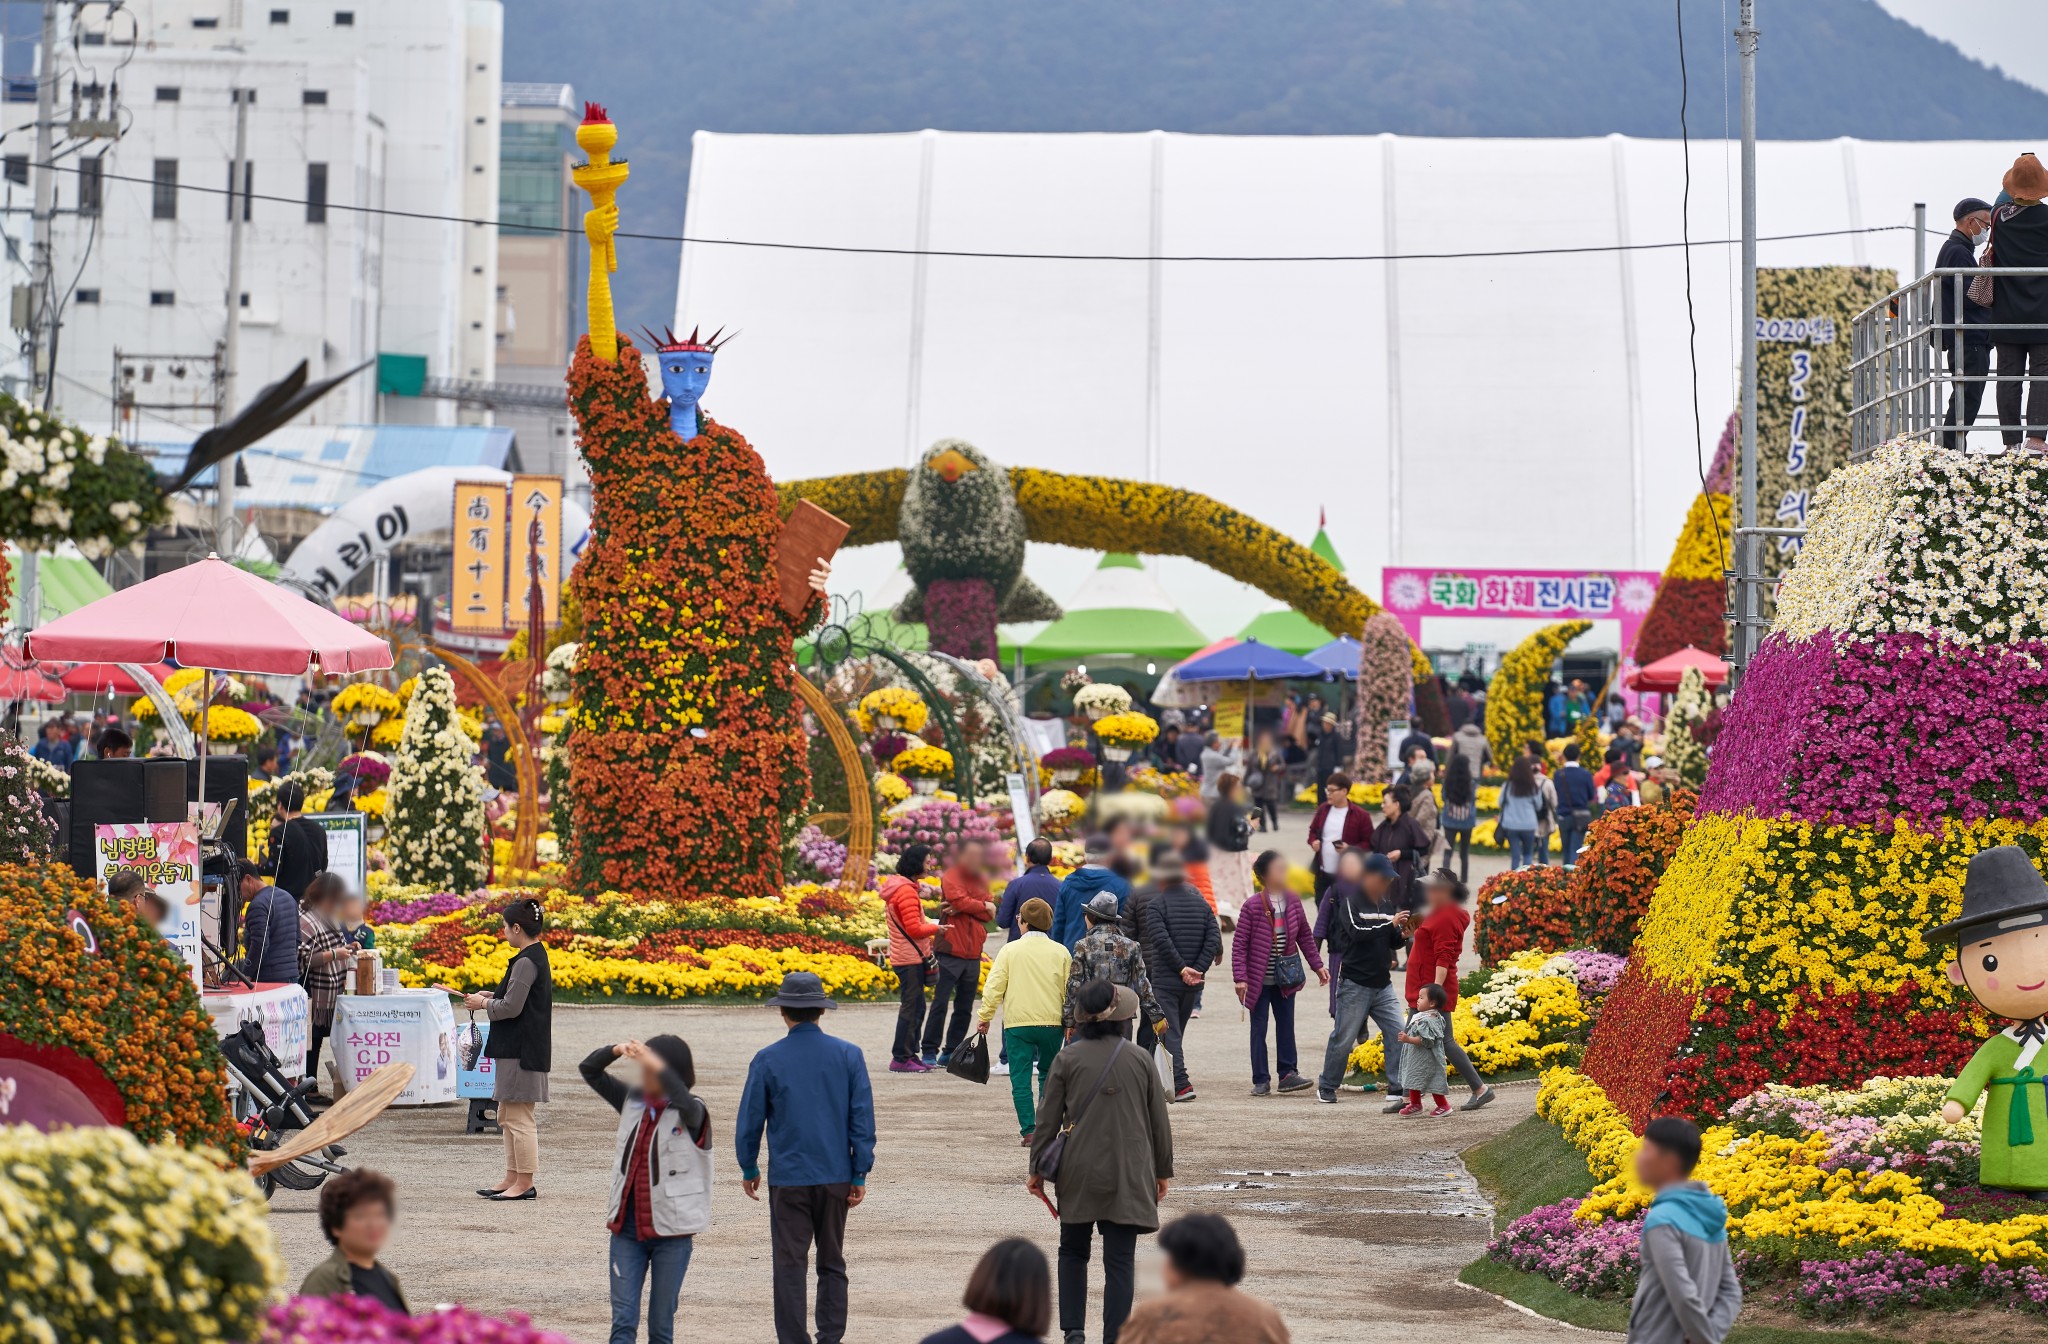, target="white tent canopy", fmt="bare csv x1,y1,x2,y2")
676,130,2027,635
